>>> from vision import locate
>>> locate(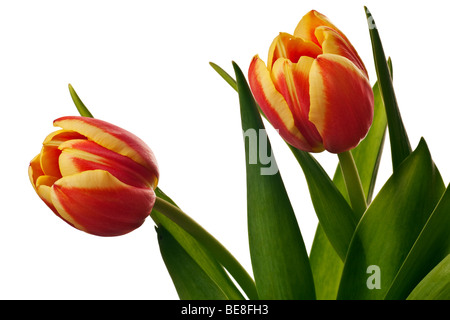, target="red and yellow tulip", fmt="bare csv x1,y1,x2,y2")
249,10,374,153
28,116,159,236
